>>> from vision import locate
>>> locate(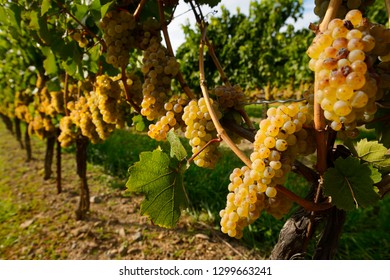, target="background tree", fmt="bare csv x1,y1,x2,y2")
176,0,314,93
